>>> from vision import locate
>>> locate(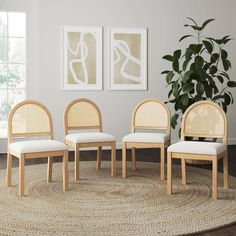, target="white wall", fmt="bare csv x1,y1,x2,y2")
1,0,236,152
